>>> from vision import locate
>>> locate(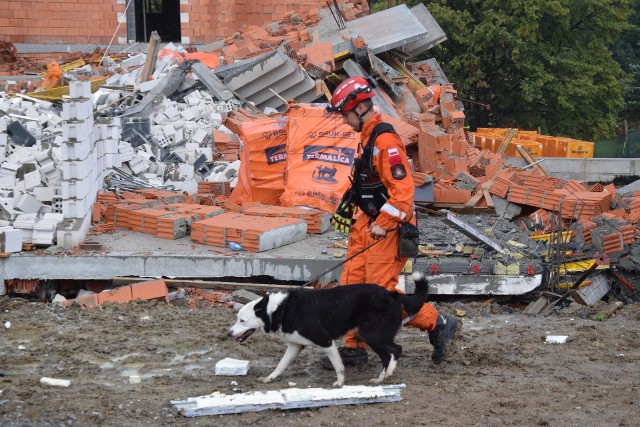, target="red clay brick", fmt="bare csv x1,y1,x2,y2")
97,286,133,304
